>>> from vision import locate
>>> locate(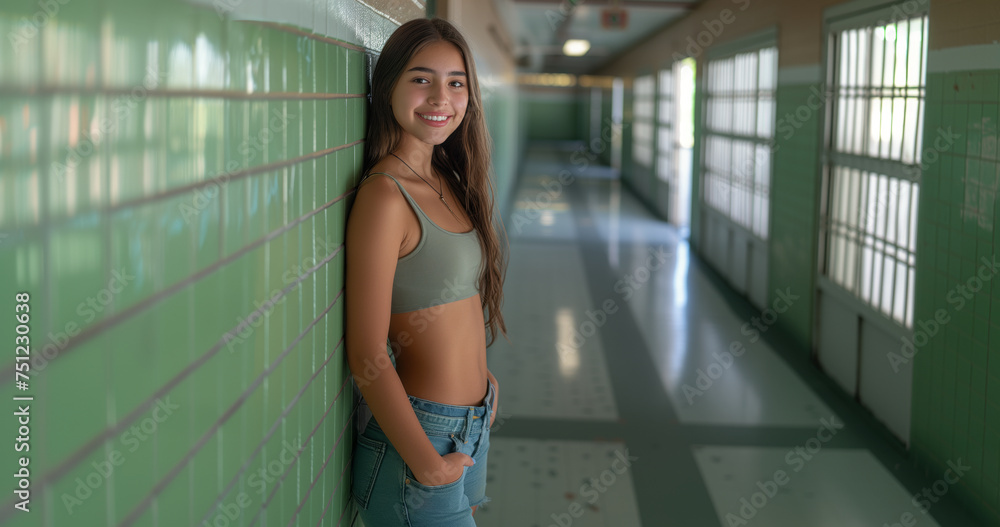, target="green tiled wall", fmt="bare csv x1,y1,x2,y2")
0,0,408,525
522,91,583,141
580,87,595,146
910,69,1000,523
768,83,825,351
598,90,614,167
484,82,520,215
